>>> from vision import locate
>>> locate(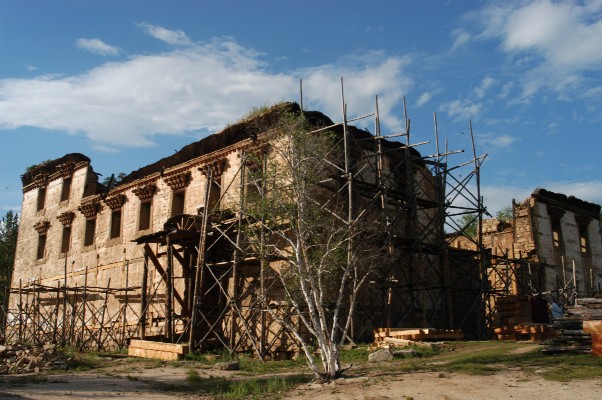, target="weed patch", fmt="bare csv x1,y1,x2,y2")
150,374,311,399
